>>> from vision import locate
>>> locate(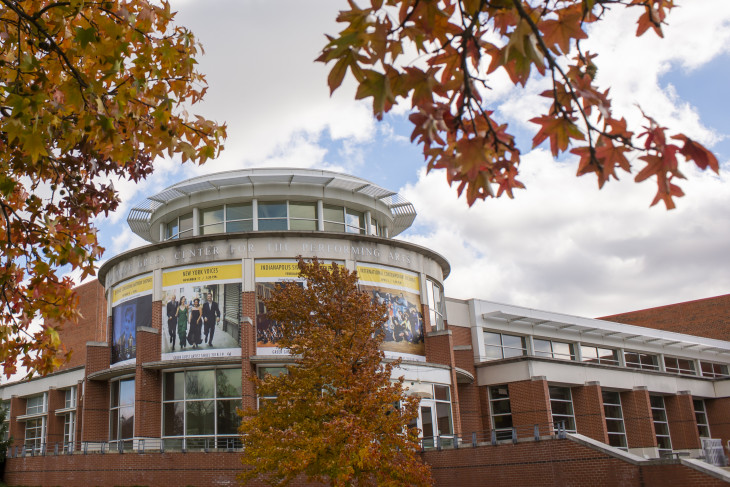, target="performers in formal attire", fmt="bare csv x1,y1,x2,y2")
166,294,178,350
188,298,203,349
177,297,189,350
203,292,221,346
